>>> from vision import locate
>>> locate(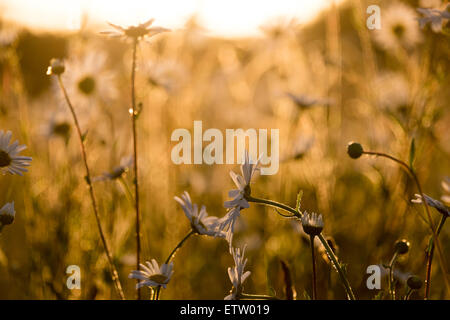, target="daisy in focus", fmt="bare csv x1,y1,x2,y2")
174,191,225,238
101,18,170,41
225,246,251,300
221,151,260,243
373,2,422,51
0,130,32,176
128,259,174,289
